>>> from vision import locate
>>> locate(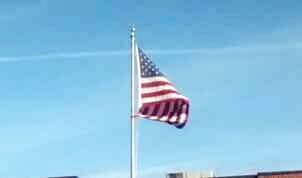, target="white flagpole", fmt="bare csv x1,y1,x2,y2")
130,26,137,178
